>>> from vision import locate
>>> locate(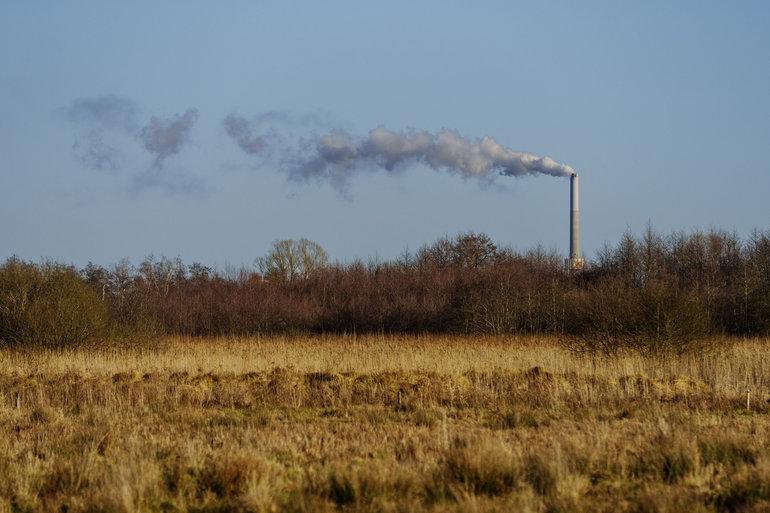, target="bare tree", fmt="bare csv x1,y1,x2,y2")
452,232,498,268
417,232,498,270
257,239,329,282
